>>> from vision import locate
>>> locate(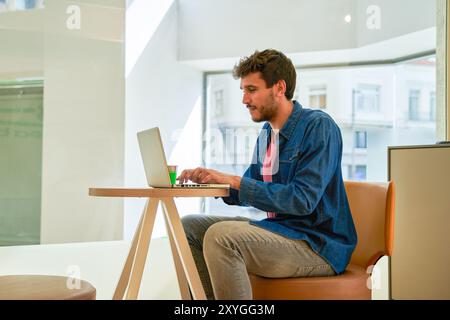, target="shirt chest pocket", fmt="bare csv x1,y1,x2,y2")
277,148,301,181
